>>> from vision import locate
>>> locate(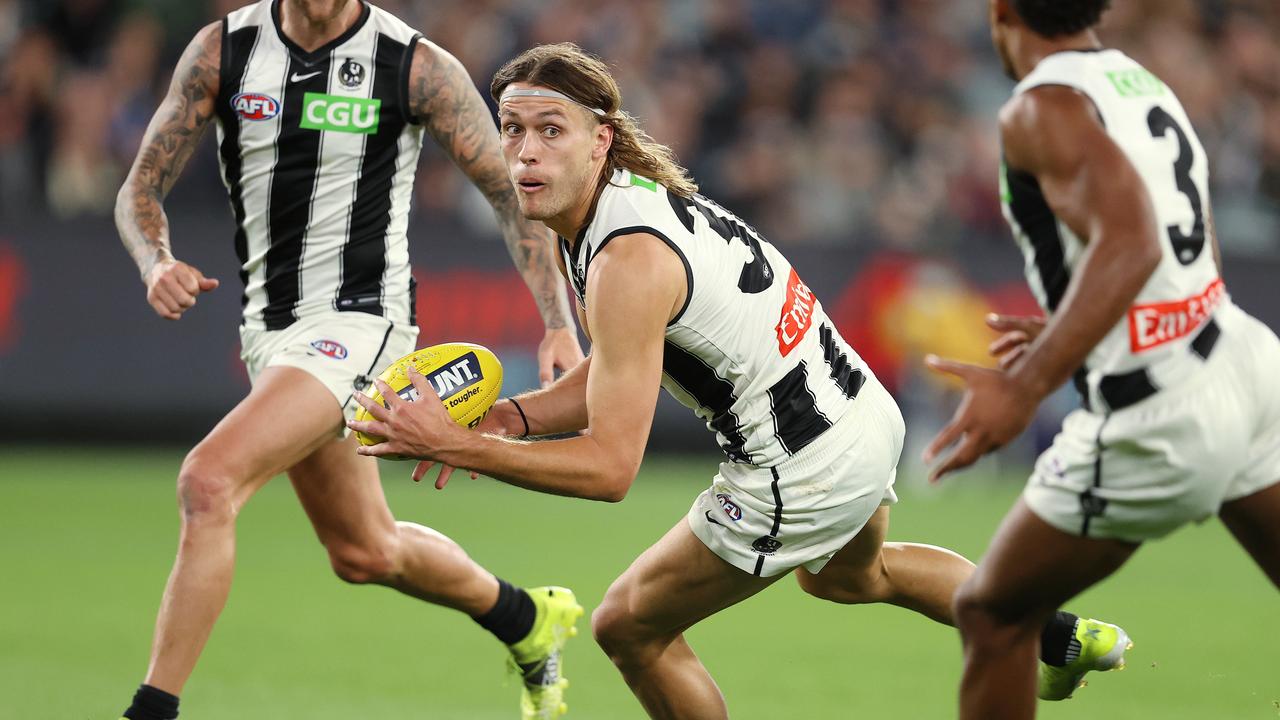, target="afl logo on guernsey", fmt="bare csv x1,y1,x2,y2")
231,92,280,121
310,339,349,360
716,494,743,522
